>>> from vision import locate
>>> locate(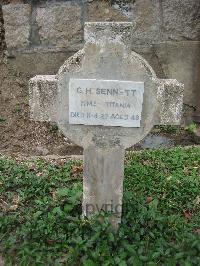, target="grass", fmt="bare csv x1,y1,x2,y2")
0,147,200,265
154,125,182,134
185,123,198,134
